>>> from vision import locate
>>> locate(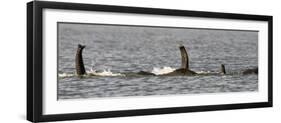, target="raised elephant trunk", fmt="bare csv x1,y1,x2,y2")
75,44,86,75
221,64,226,74
164,45,196,75
179,45,189,70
